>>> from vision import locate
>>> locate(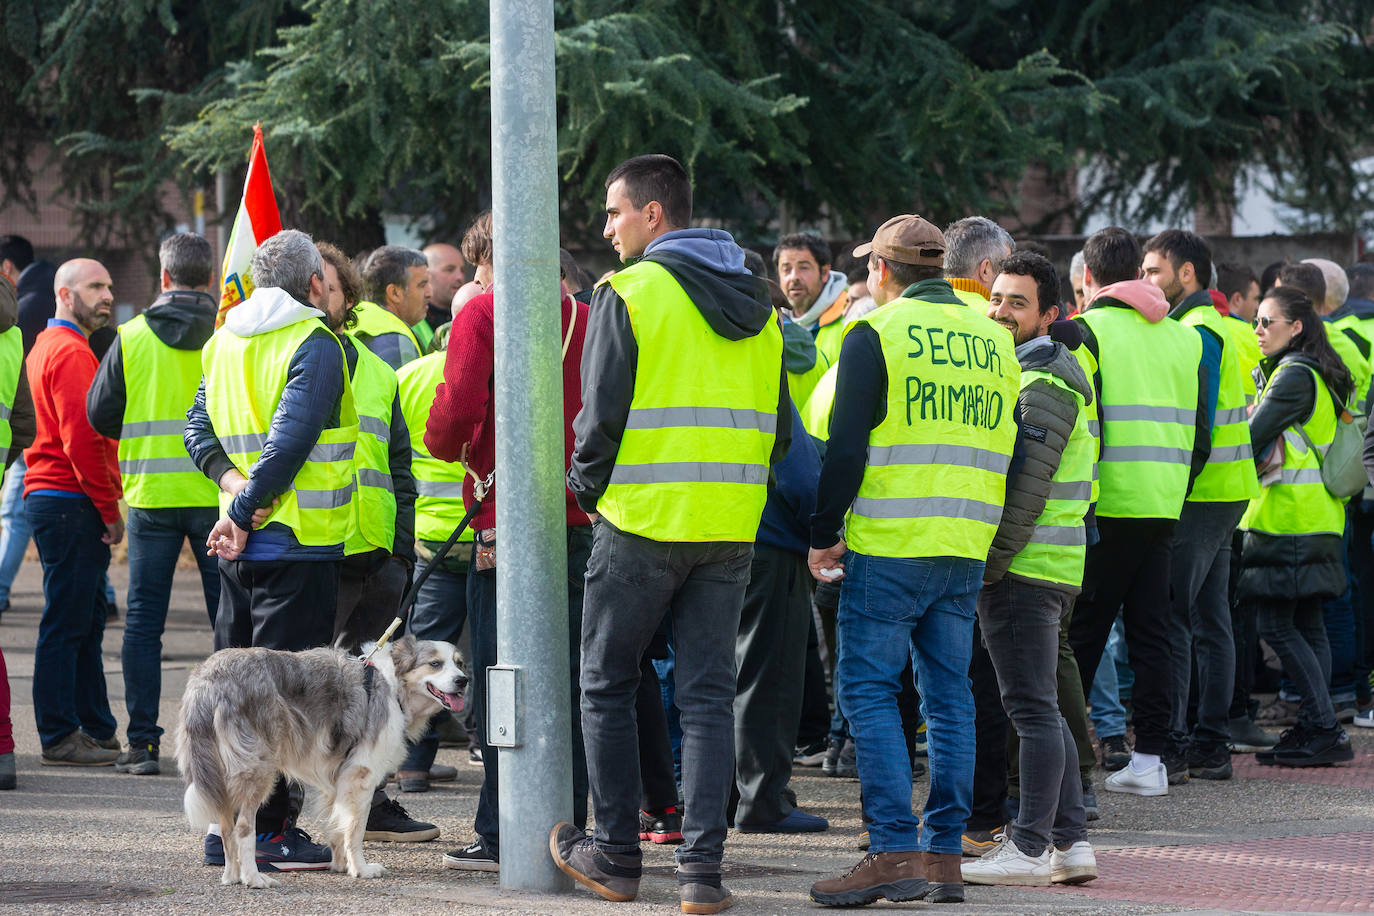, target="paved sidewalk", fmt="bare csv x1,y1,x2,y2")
2,553,1372,914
